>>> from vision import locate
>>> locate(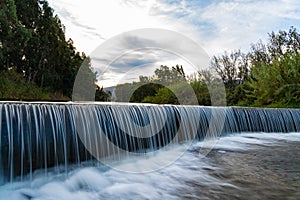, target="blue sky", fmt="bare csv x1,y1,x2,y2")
47,0,300,87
